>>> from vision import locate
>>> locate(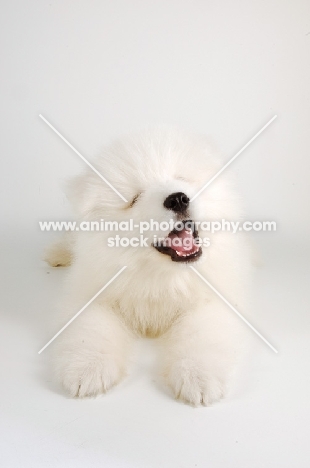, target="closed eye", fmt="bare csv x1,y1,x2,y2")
129,192,141,208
